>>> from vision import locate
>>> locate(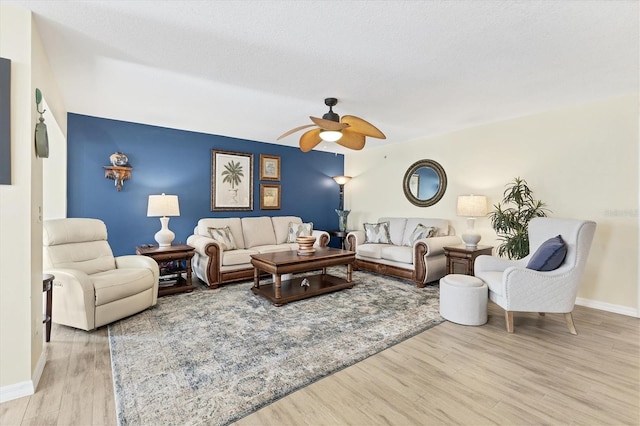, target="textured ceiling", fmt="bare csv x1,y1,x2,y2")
5,0,639,153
